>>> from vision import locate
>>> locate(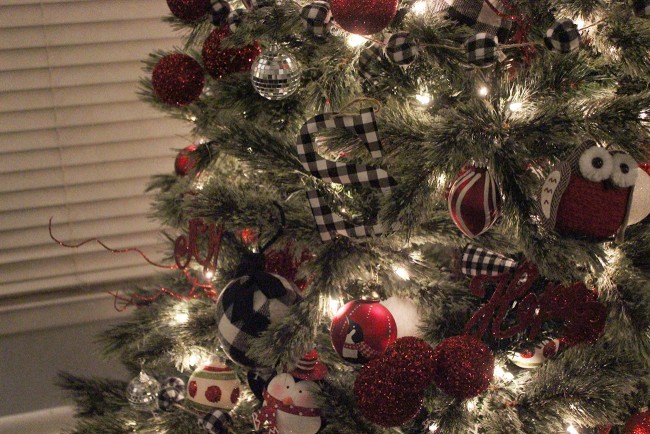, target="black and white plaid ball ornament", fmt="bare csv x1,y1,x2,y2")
300,1,332,37
466,32,499,66
385,32,418,66
634,0,650,17
211,0,231,26
243,0,274,9
162,376,185,393
251,45,301,100
226,8,246,31
431,0,513,43
158,386,185,411
358,44,386,83
215,271,302,368
544,18,581,53
200,409,232,434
